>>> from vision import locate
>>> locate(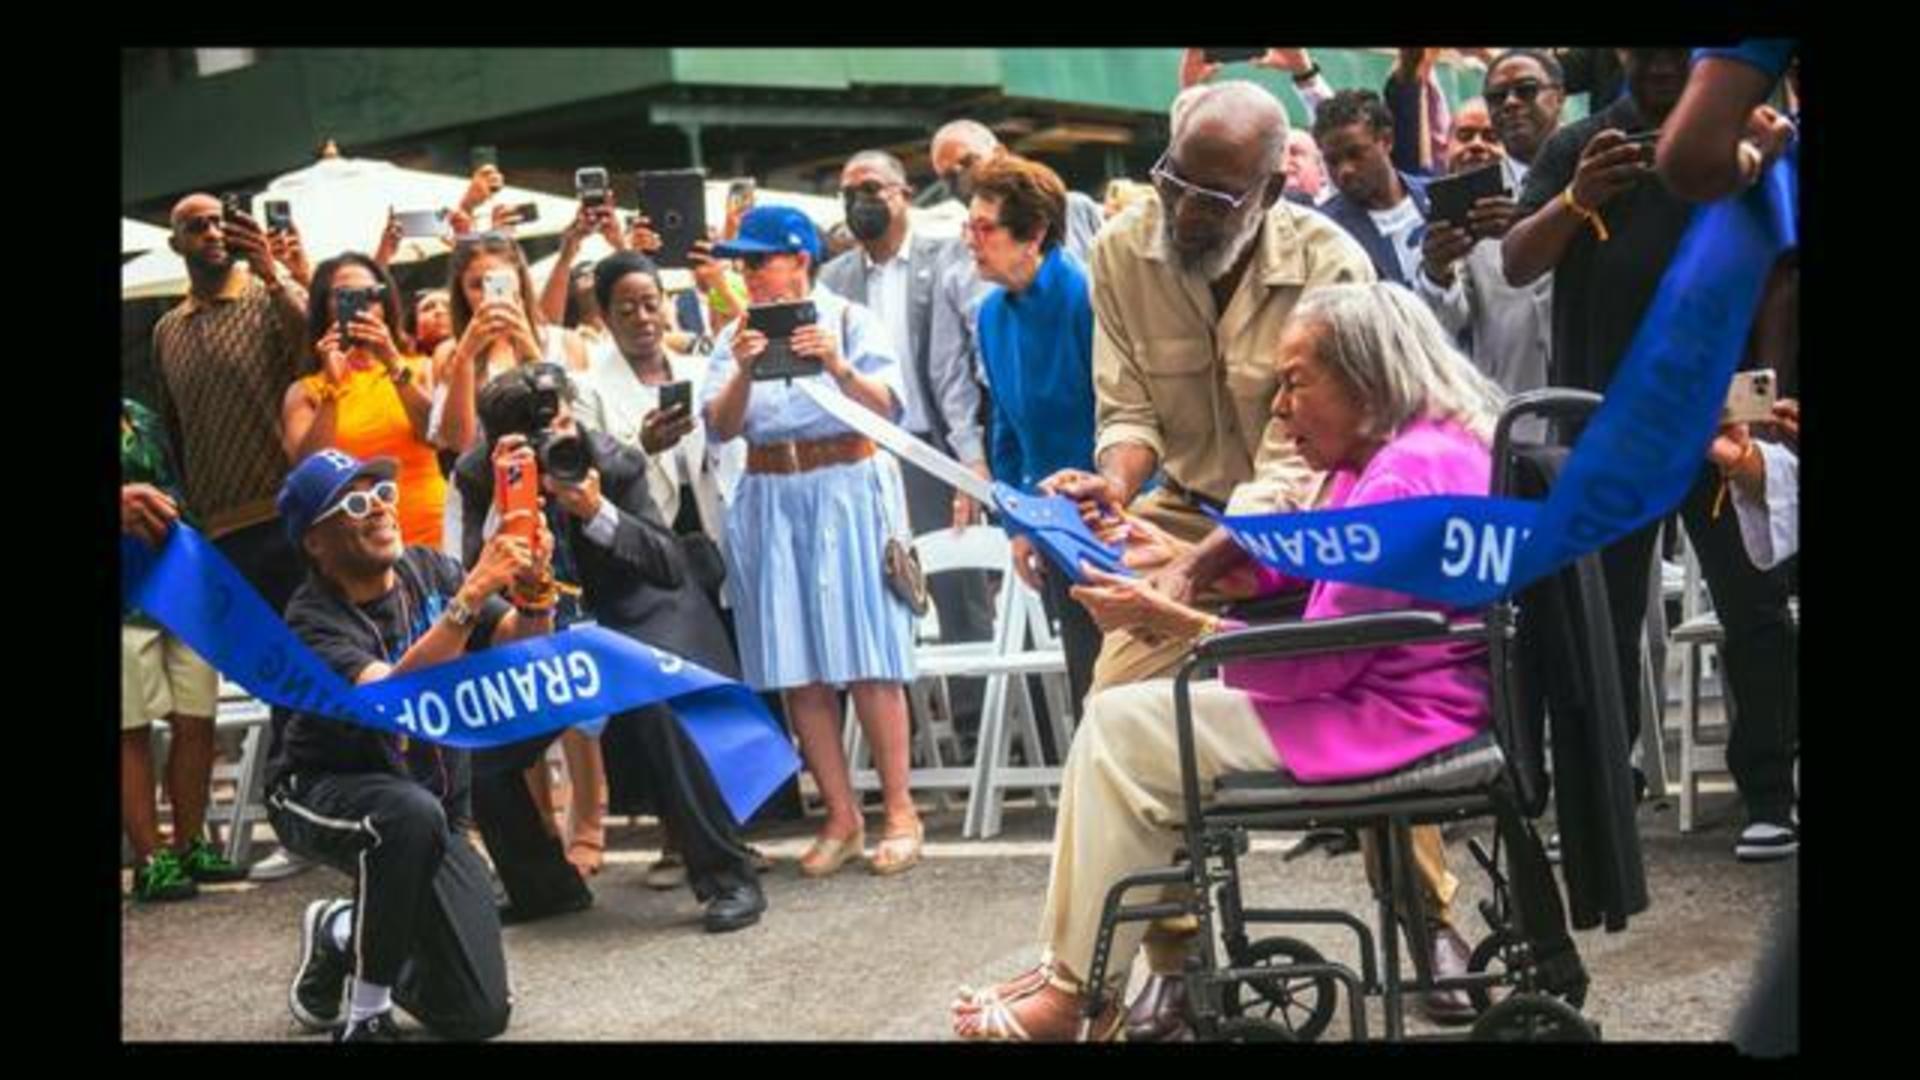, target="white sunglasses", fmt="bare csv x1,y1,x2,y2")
314,480,400,526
